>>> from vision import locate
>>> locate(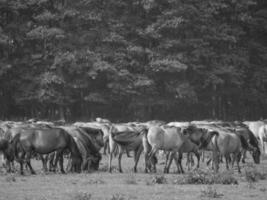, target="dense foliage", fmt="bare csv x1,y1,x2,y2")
0,0,266,121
